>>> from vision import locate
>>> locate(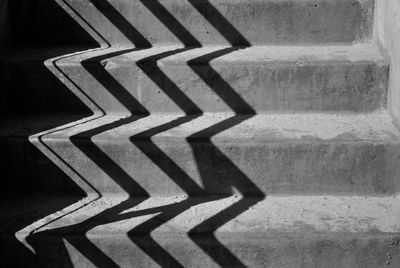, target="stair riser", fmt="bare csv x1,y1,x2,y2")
9,0,374,46
79,139,400,195
4,137,399,195
3,233,398,267
0,59,388,114
132,60,388,113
